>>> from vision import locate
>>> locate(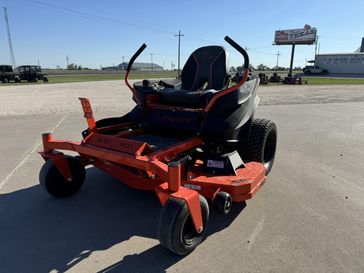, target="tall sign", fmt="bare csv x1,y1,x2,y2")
274,25,317,74
274,25,317,45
